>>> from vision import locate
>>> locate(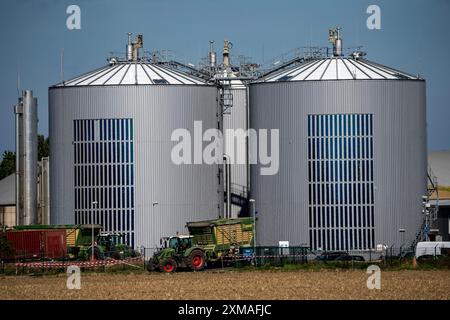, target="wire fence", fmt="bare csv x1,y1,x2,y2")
1,245,448,275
